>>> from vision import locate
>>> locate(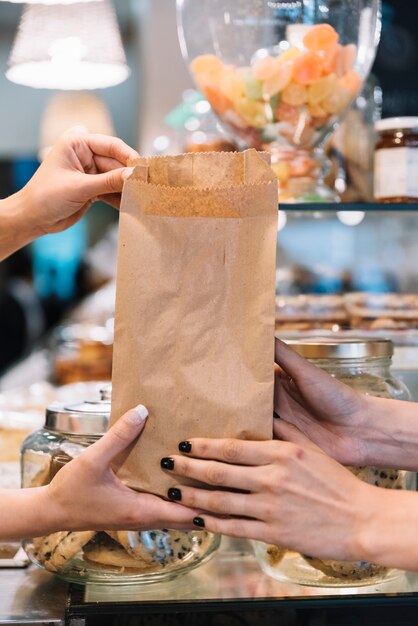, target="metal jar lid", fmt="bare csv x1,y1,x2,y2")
281,338,393,360
45,399,110,436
